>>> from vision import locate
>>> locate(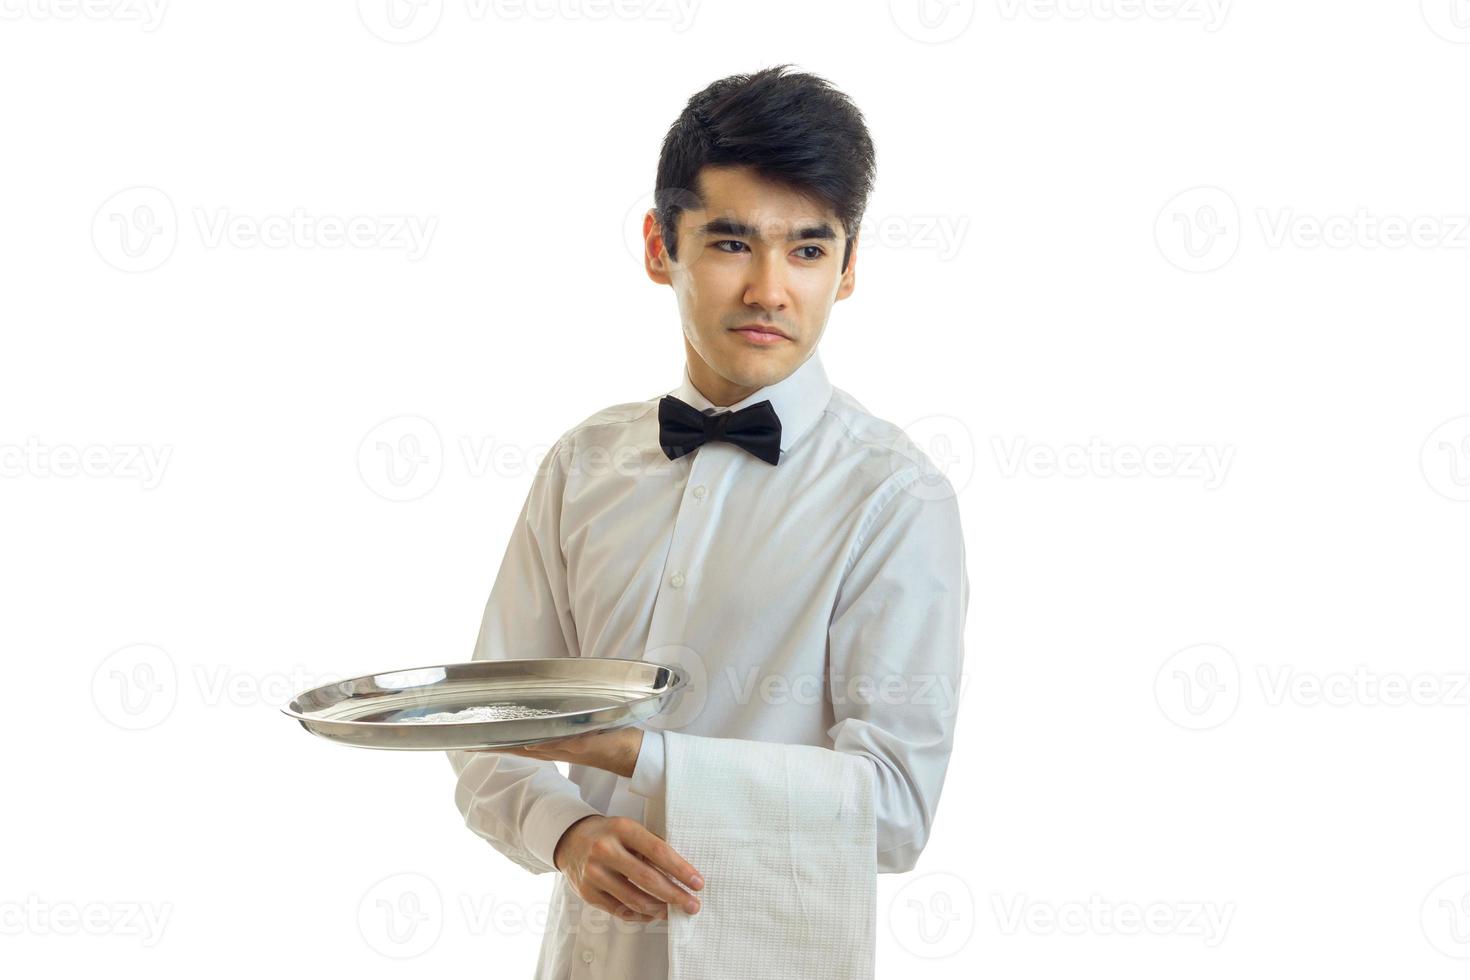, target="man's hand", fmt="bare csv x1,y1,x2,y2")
553,814,704,922
479,726,645,778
